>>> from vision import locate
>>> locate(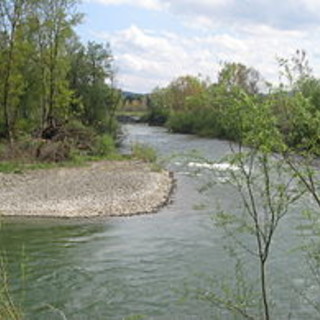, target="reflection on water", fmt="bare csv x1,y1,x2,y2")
0,124,316,319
